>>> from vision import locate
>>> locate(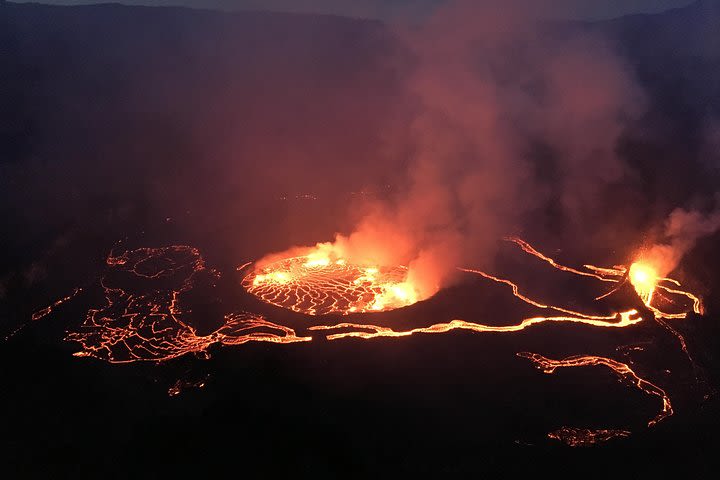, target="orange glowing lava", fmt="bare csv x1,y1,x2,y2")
518,352,673,426
168,375,209,397
242,255,418,315
308,311,641,340
54,235,706,443
547,427,631,447
296,236,701,440
31,288,82,321
307,236,701,341
66,246,309,363
629,262,658,305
